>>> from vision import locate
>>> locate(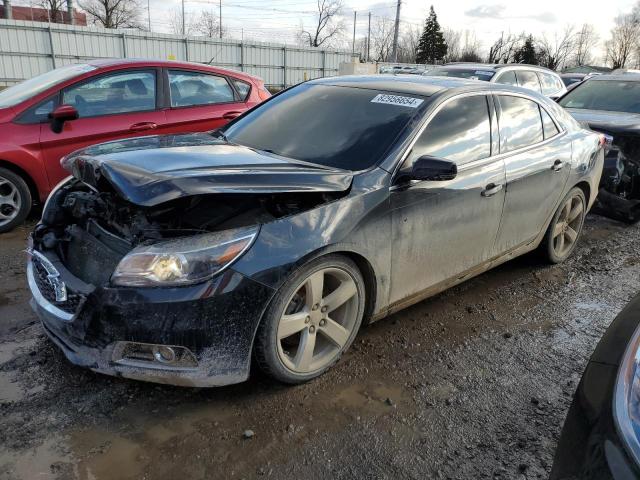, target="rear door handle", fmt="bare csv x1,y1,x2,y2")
481,183,503,197
222,111,242,120
552,159,565,171
129,122,158,132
